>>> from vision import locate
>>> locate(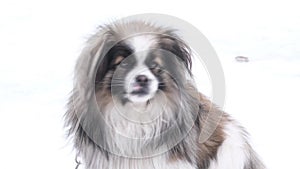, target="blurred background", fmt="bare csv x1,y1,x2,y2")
0,0,299,168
